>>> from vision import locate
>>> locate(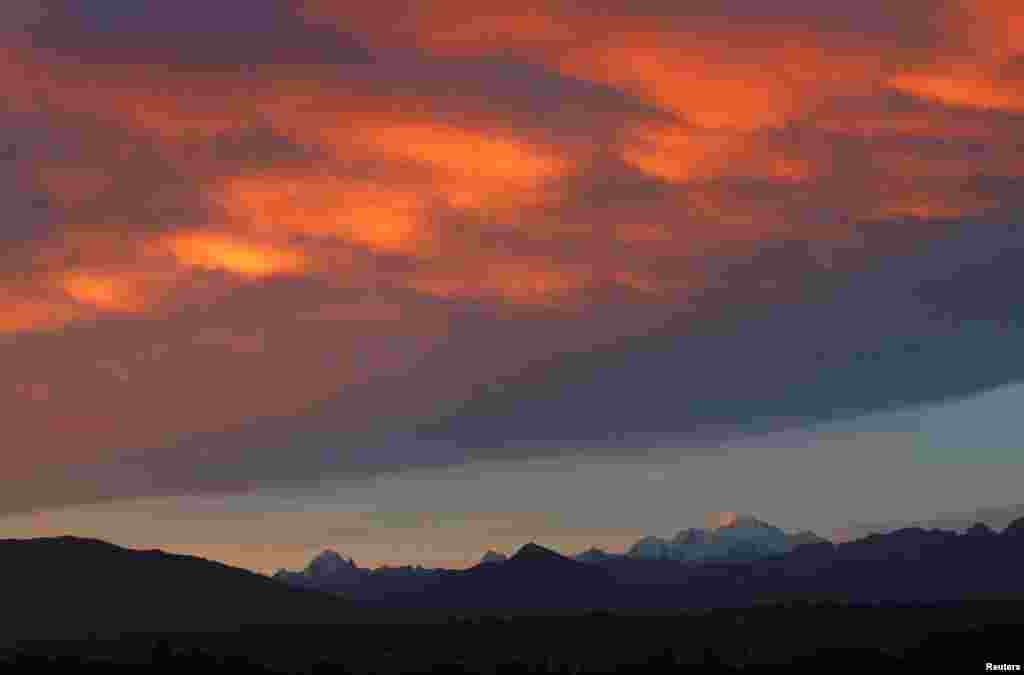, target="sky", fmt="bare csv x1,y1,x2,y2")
1,0,1022,572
